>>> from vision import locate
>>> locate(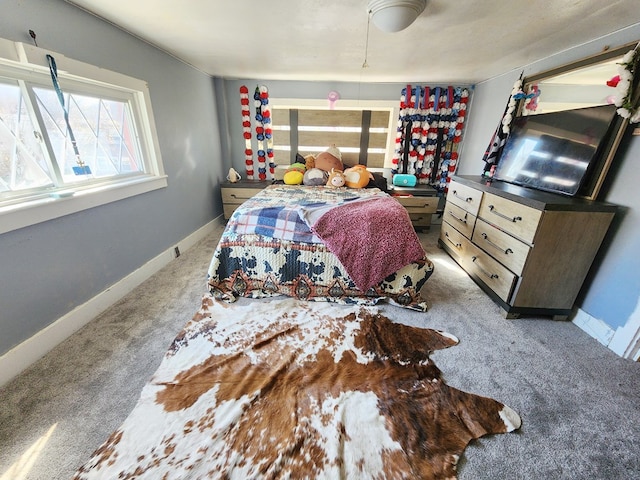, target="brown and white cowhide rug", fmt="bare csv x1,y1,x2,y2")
74,297,521,479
